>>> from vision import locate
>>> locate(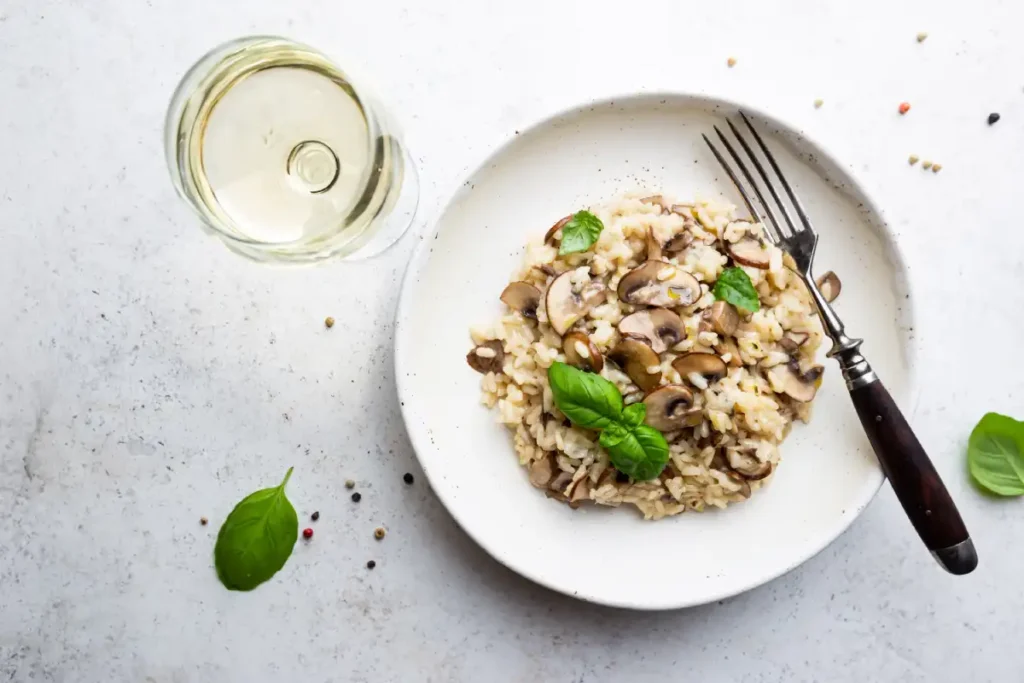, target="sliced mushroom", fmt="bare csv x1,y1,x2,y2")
618,308,685,354
499,281,542,319
563,331,604,372
668,203,694,216
549,470,574,493
709,300,739,336
543,215,573,245
569,477,591,508
617,260,702,307
767,363,824,402
815,270,841,303
663,231,694,255
726,236,771,269
725,447,773,480
609,339,663,392
544,271,607,335
672,352,728,387
682,407,705,427
533,263,557,277
778,330,810,352
645,227,663,261
640,195,666,211
466,340,504,374
642,385,696,431
528,454,555,488
714,338,743,367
